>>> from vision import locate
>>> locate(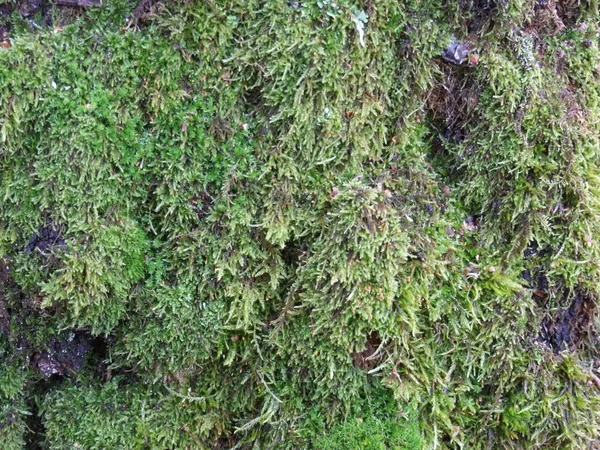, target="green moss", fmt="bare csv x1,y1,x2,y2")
0,362,27,450
39,220,148,333
43,377,240,450
1,0,600,449
308,392,421,450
